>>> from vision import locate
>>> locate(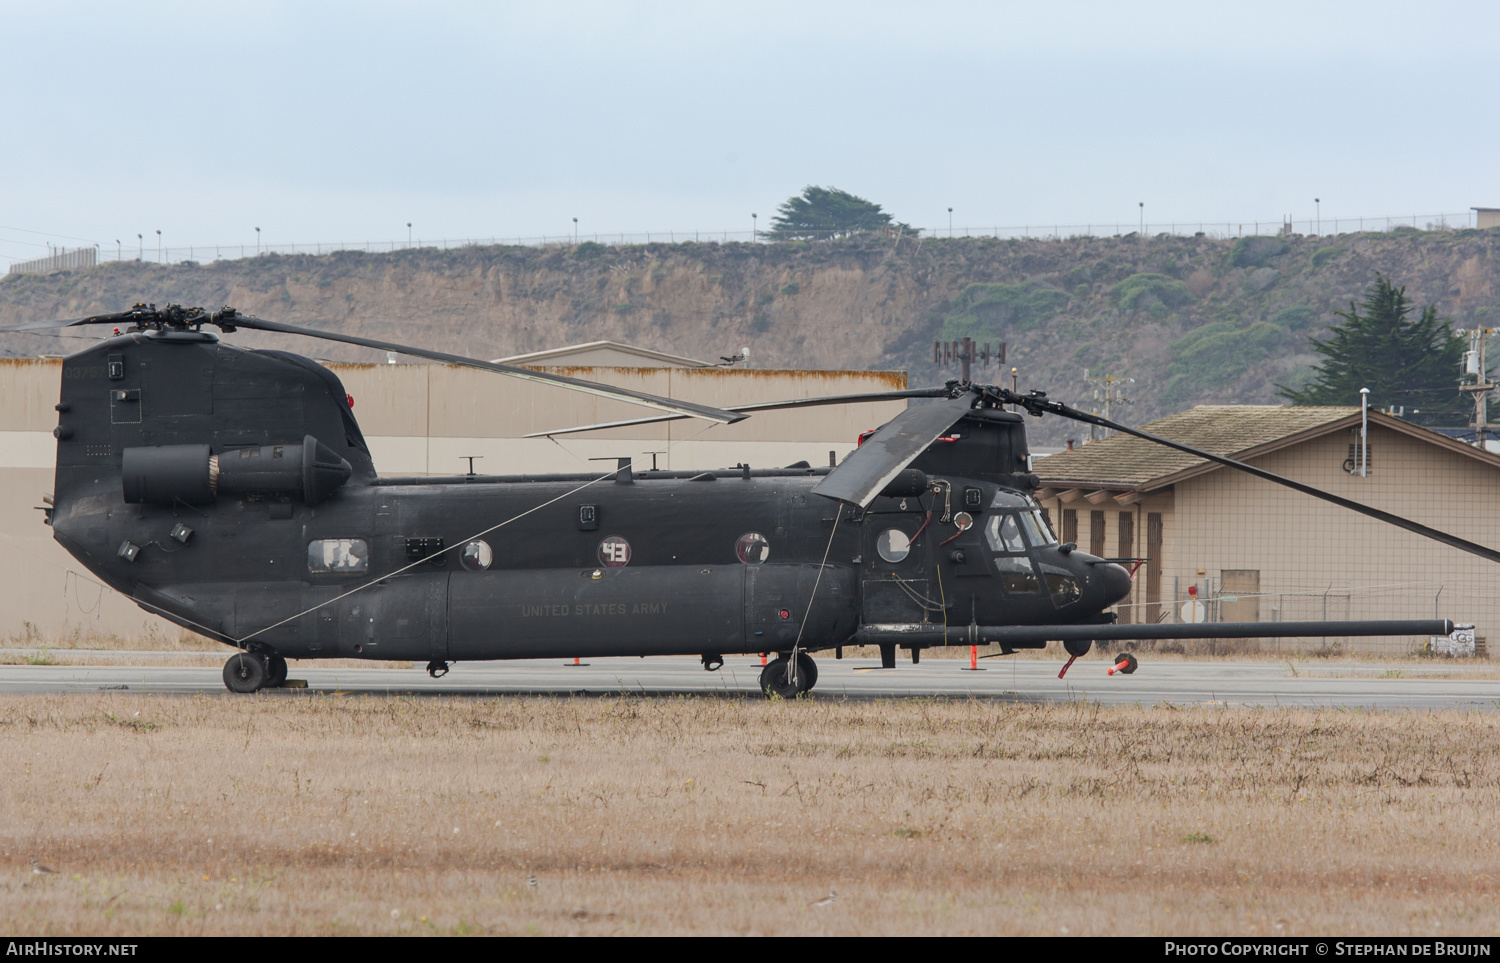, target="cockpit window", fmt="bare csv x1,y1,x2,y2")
985,513,1027,554
1039,563,1081,607
1020,510,1056,547
990,491,1033,509
995,555,1040,593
